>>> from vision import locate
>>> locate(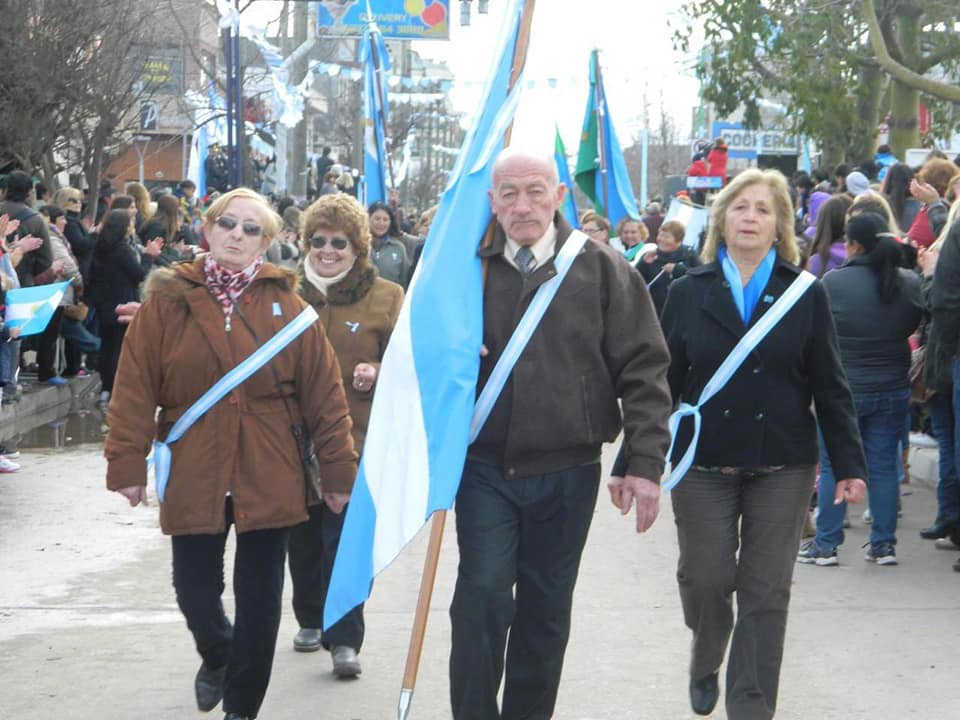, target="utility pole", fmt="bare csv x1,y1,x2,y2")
290,0,309,197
